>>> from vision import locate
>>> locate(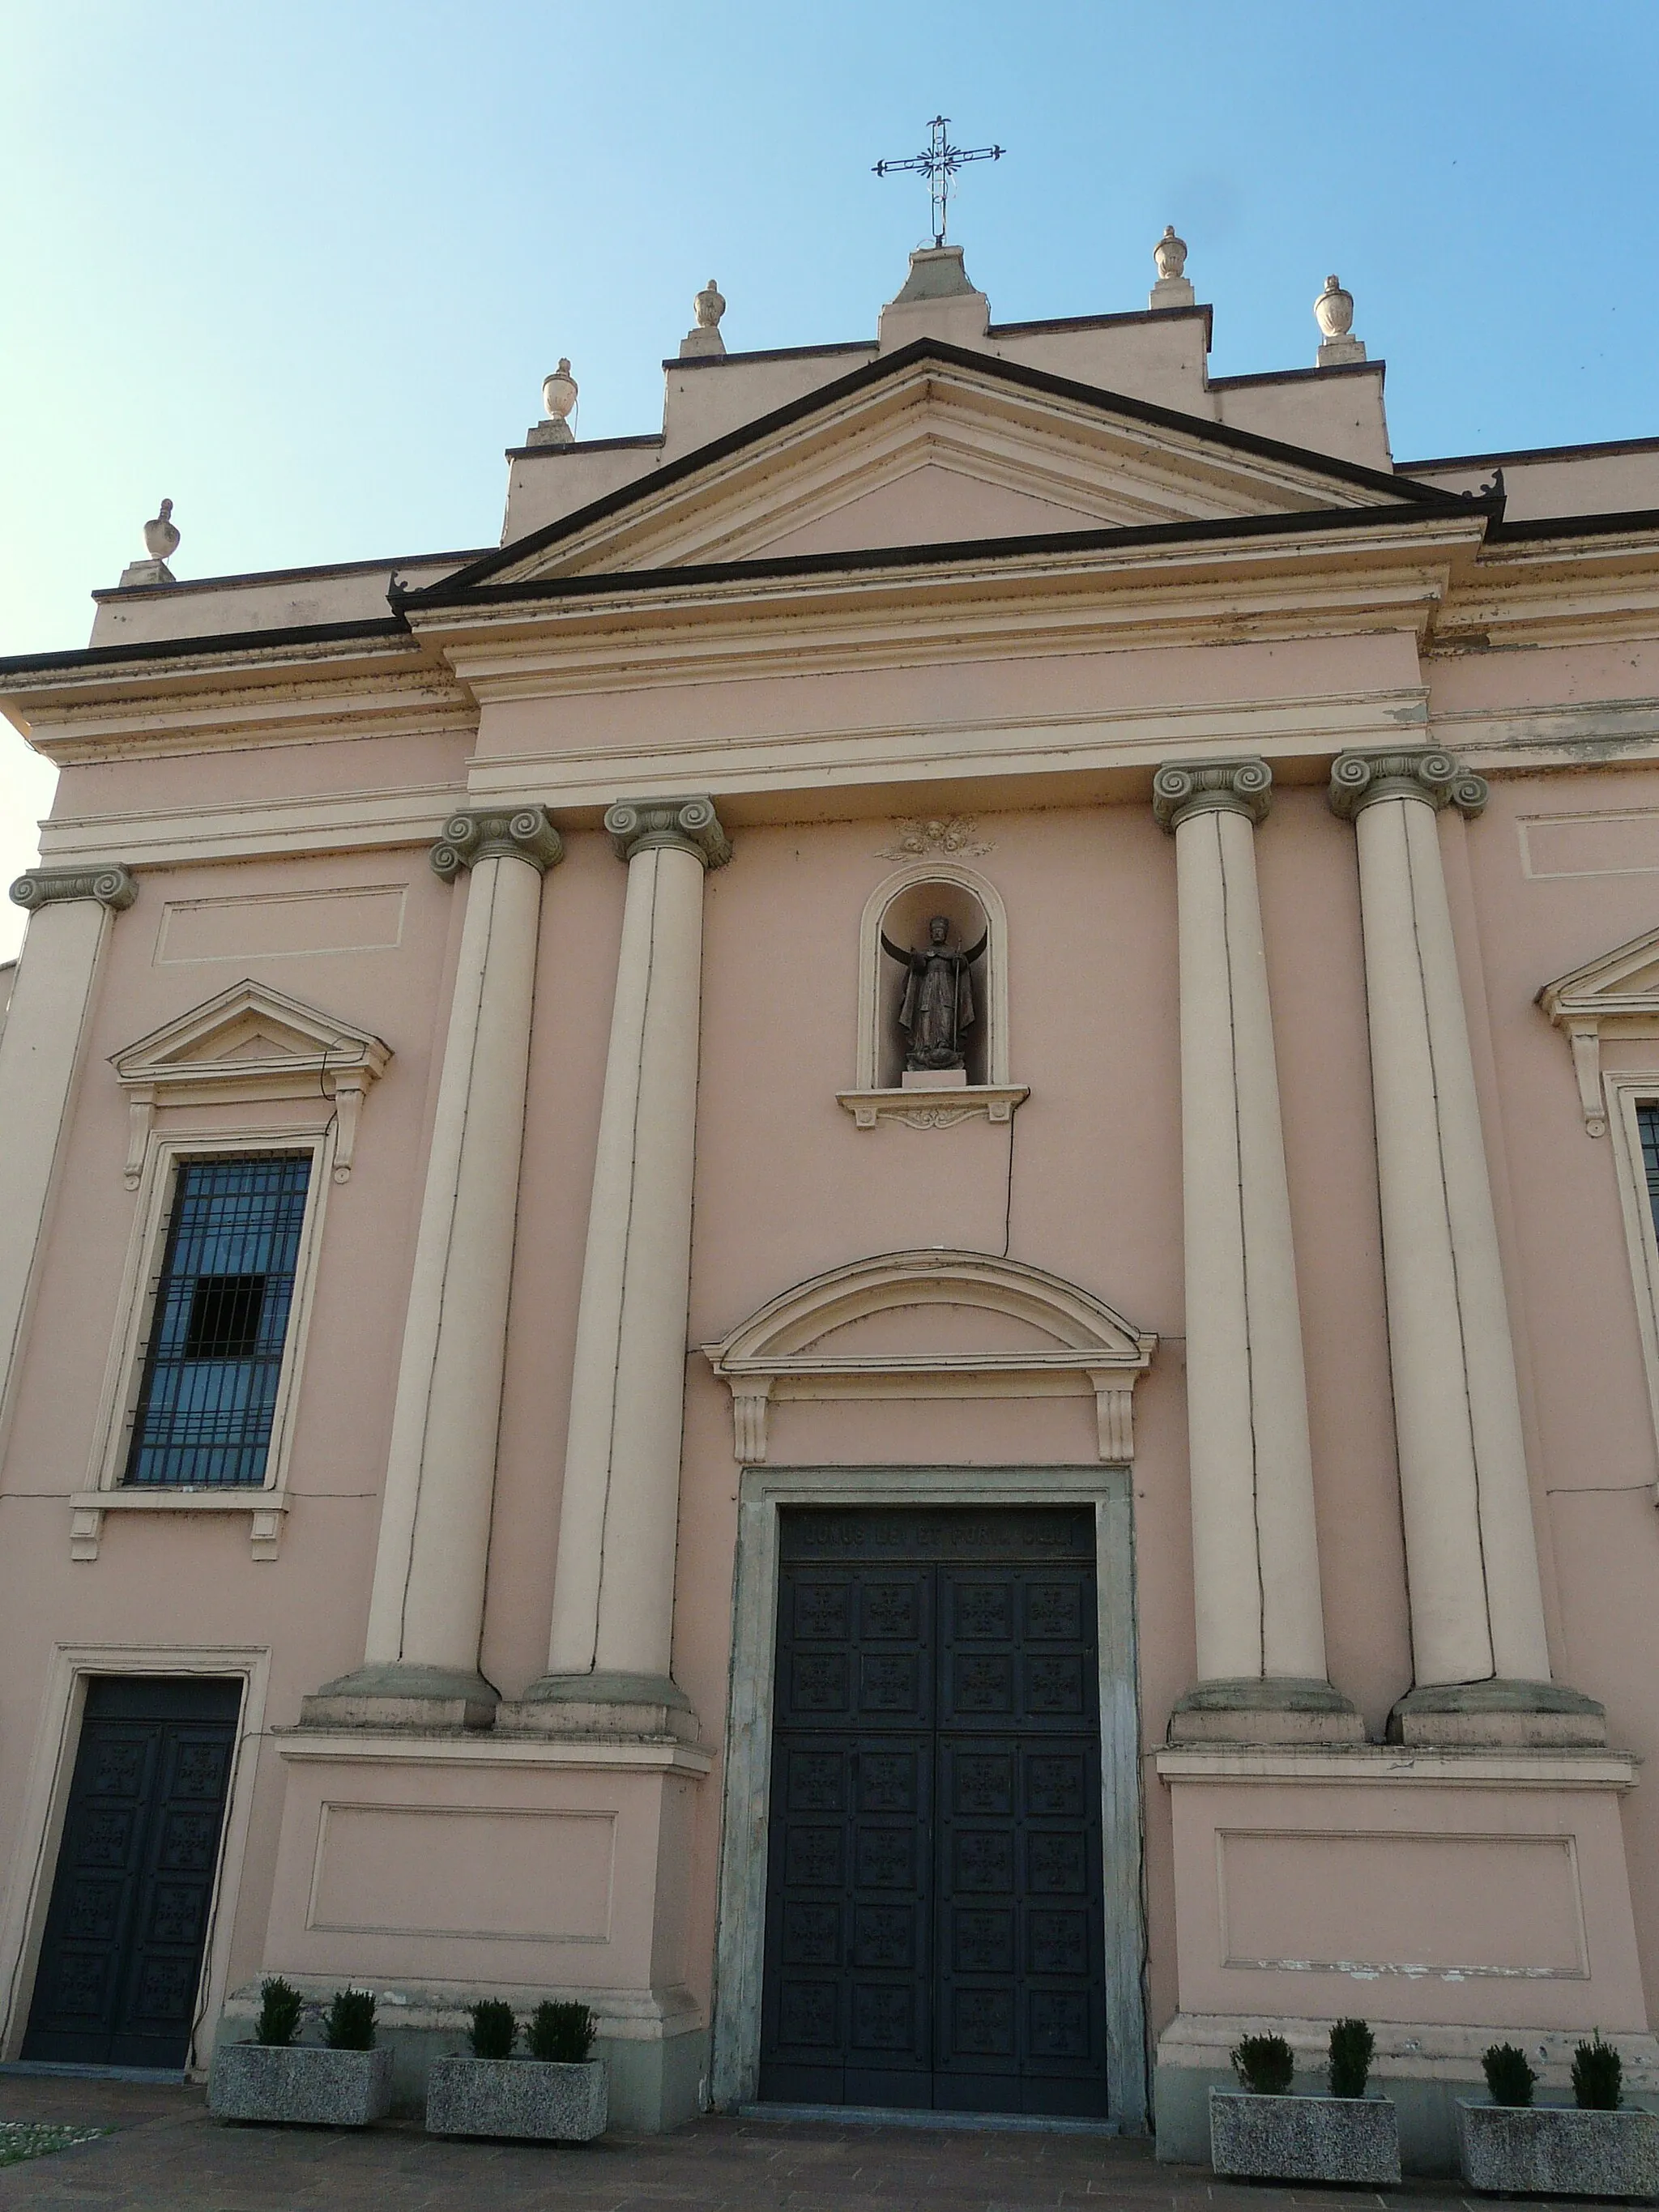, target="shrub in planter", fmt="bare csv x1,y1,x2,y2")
1483,2042,1536,2107
468,1999,516,2061
1459,2036,1659,2198
254,1977,303,2048
1575,2031,1624,2111
1328,2018,1374,2099
208,1984,392,2127
425,1996,606,2143
1212,2022,1400,2186
1231,2033,1294,2095
529,2000,595,2064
